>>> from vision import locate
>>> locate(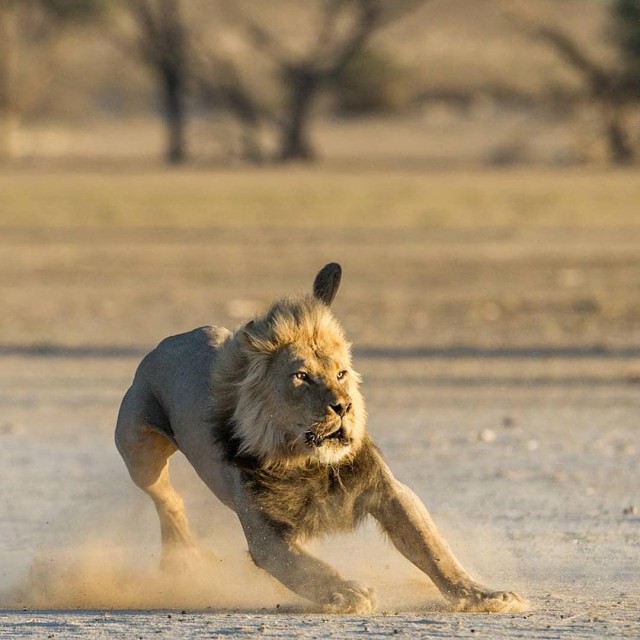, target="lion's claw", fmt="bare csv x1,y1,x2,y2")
322,581,376,614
